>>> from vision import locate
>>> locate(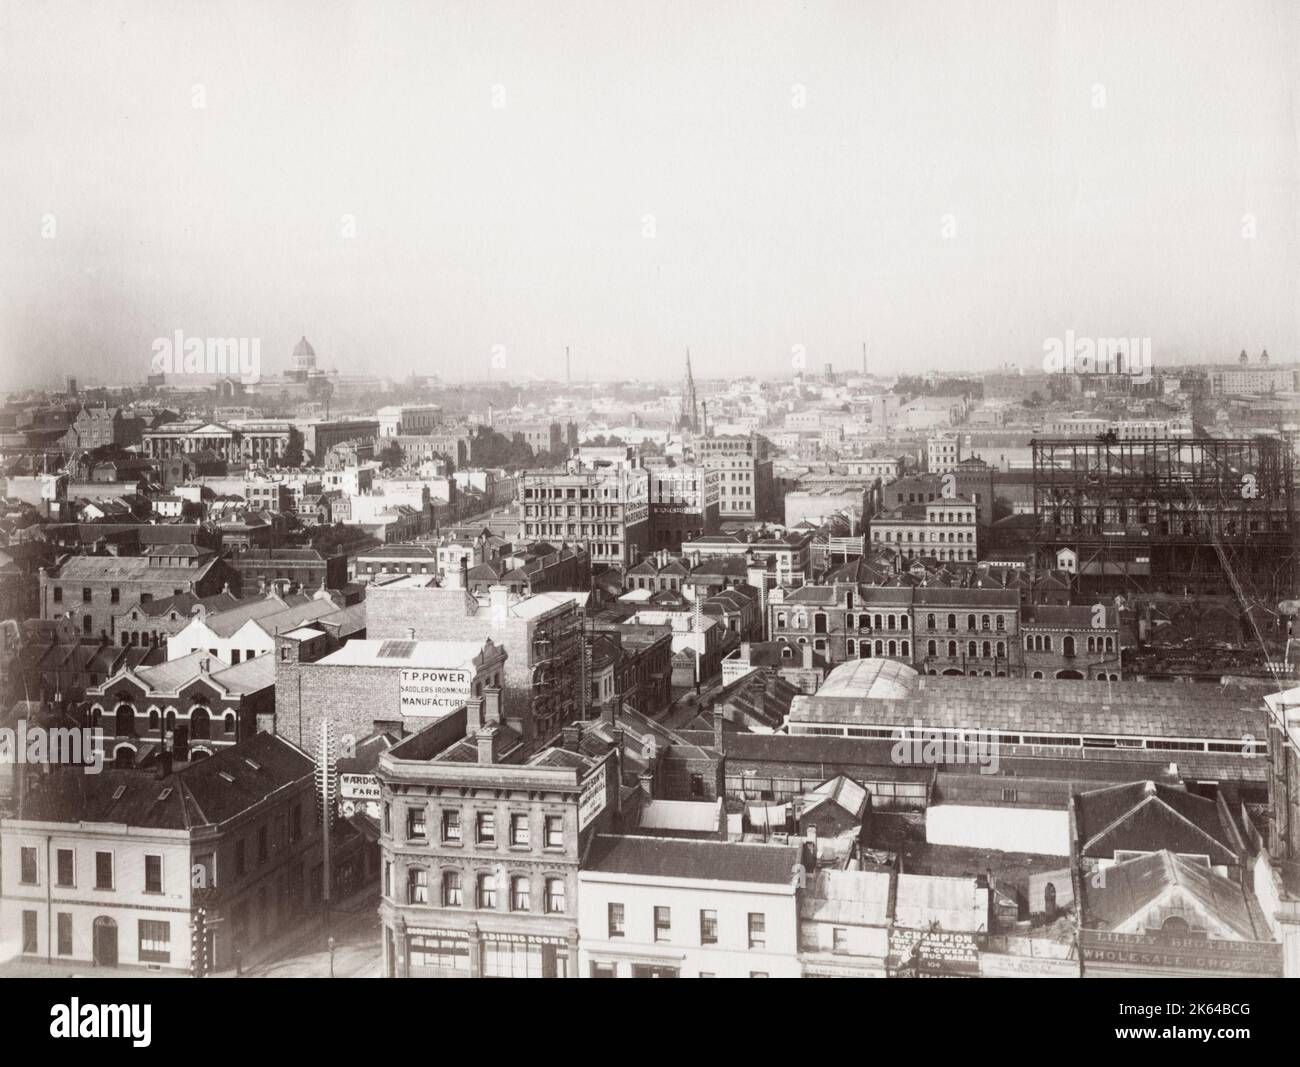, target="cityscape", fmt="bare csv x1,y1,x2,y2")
1,1,1299,1006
